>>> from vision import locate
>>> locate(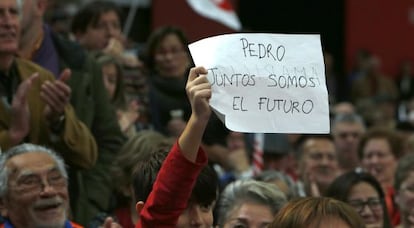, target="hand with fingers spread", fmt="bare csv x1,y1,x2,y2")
9,73,39,145
41,68,71,124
